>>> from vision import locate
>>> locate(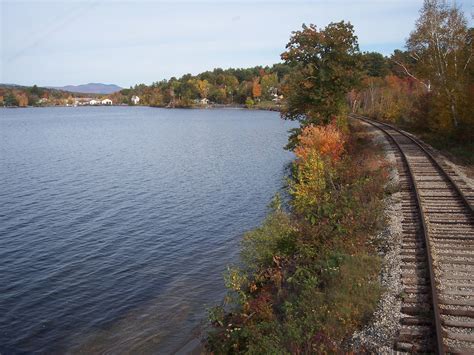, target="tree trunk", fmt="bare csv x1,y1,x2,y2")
446,89,459,128
451,101,458,128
